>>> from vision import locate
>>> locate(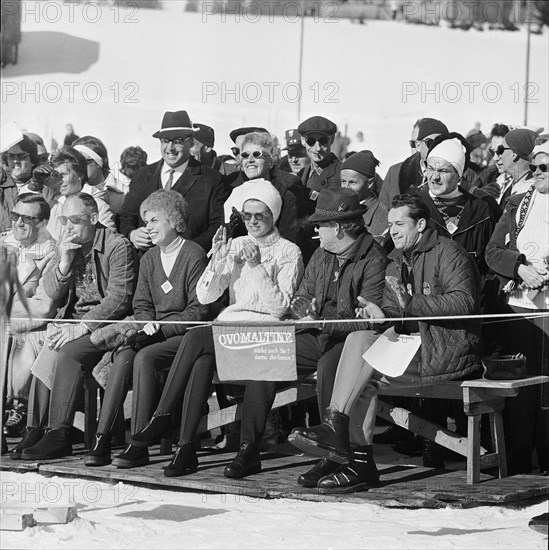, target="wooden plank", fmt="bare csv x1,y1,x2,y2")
461,375,549,389
463,398,505,416
199,380,317,432
377,401,475,457
0,511,35,531
31,451,549,509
